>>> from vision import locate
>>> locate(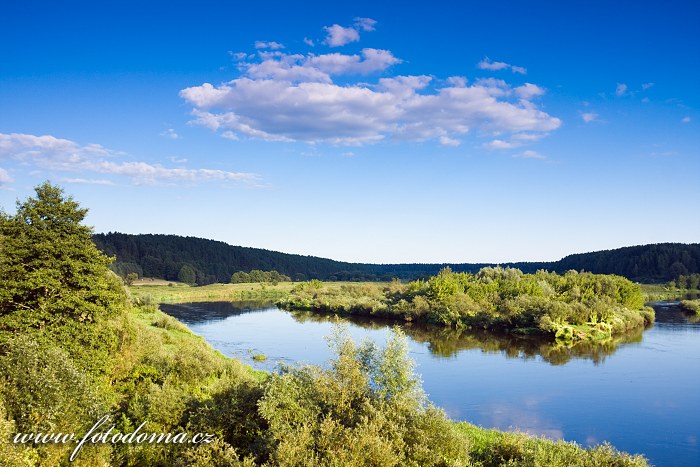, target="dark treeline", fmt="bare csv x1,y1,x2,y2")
555,243,700,283
93,233,699,285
